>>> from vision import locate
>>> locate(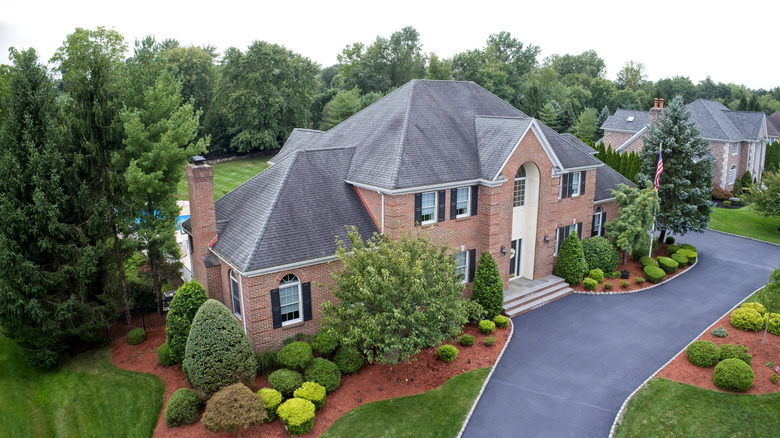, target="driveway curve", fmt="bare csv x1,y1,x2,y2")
463,230,780,438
